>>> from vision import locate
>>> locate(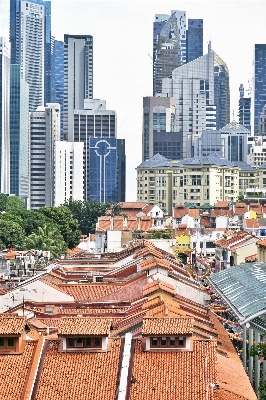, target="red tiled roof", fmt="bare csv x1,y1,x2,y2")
143,280,176,297
249,203,262,214
200,217,211,227
127,217,138,230
245,254,258,262
244,218,259,229
0,314,27,335
214,201,231,208
142,316,194,335
139,216,153,231
257,238,266,247
120,202,148,209
58,317,112,336
113,216,124,230
129,340,217,400
234,203,248,215
35,338,122,400
173,206,188,219
140,257,173,272
188,209,200,218
211,209,233,217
